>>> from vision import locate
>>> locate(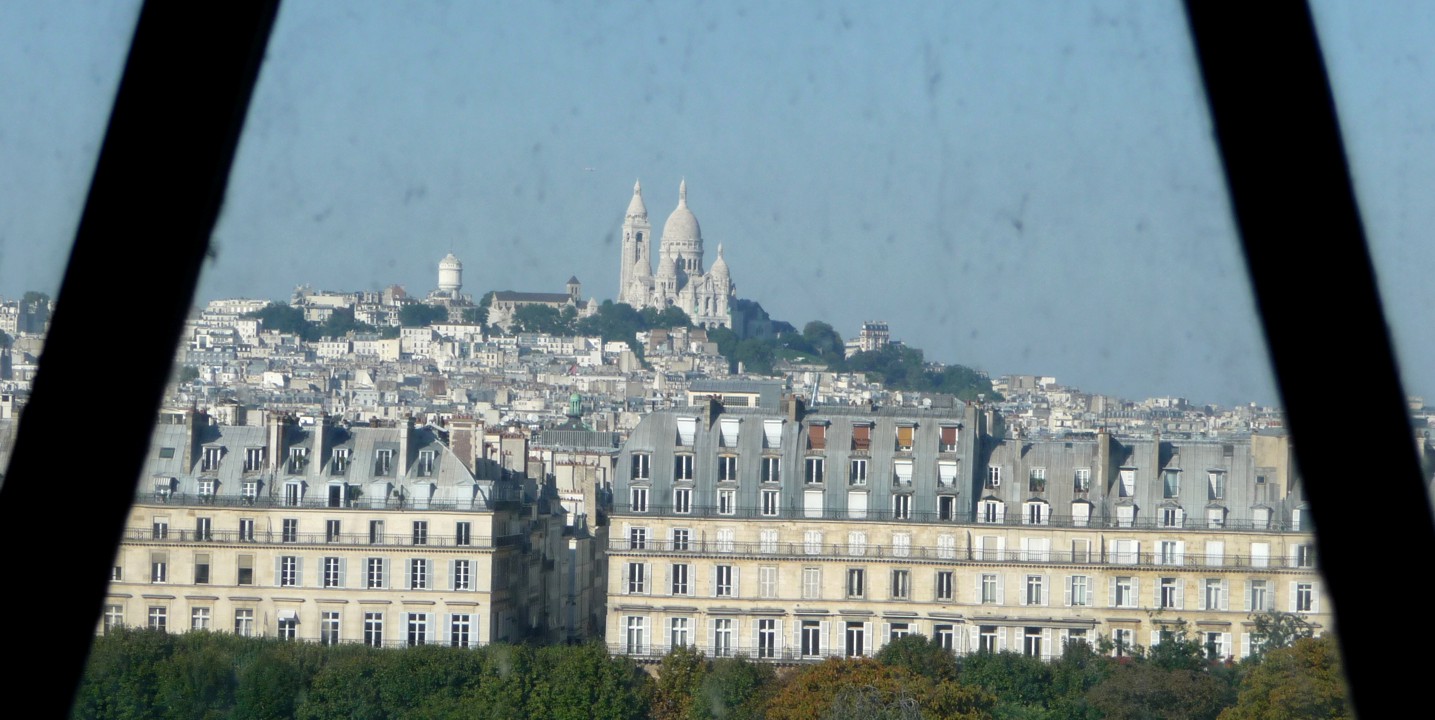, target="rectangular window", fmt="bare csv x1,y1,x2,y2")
718,455,736,482
758,618,777,659
630,486,649,513
1208,471,1226,500
848,531,867,556
103,605,124,635
197,479,215,499
935,625,956,652
411,521,428,546
804,530,824,555
938,495,957,521
194,553,210,585
847,568,865,598
1160,577,1180,609
191,607,211,631
1204,632,1227,659
1249,580,1269,612
111,566,123,582
278,617,298,641
1024,627,1045,658
671,563,689,595
802,620,823,657
715,565,735,597
237,555,254,586
367,557,386,589
625,616,647,655
1113,539,1139,565
761,489,780,516
807,424,827,450
244,446,265,472
674,454,694,481
849,458,868,485
1204,578,1227,611
1025,501,1048,525
283,481,302,507
761,456,781,483
803,567,821,599
717,489,736,515
979,626,999,653
369,520,385,545
891,569,910,600
1112,628,1132,657
1251,542,1270,568
631,453,651,480
940,425,959,452
895,424,914,451
936,571,954,601
1118,468,1135,497
760,529,777,554
979,499,1003,523
451,522,471,548
416,450,435,476
1158,540,1184,565
1163,470,1181,497
323,557,342,588
1295,583,1315,613
845,621,867,657
148,606,168,632
280,556,298,587
407,613,428,647
201,446,223,472
332,448,349,474
321,611,341,646
364,612,384,648
1029,467,1047,492
708,621,731,657
629,527,648,549
892,494,911,520
671,528,690,551
1069,575,1090,606
670,617,689,649
805,457,824,484
282,518,298,543
152,518,169,540
453,559,471,590
241,480,258,502
1026,575,1045,606
194,517,212,541
759,566,777,599
627,562,647,594
1294,544,1316,568
447,613,470,648
234,609,255,637
323,519,340,543
150,552,168,583
1115,577,1136,608
409,558,428,589
937,461,958,488
893,459,914,487
1161,507,1184,528
232,518,252,543
374,448,393,476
